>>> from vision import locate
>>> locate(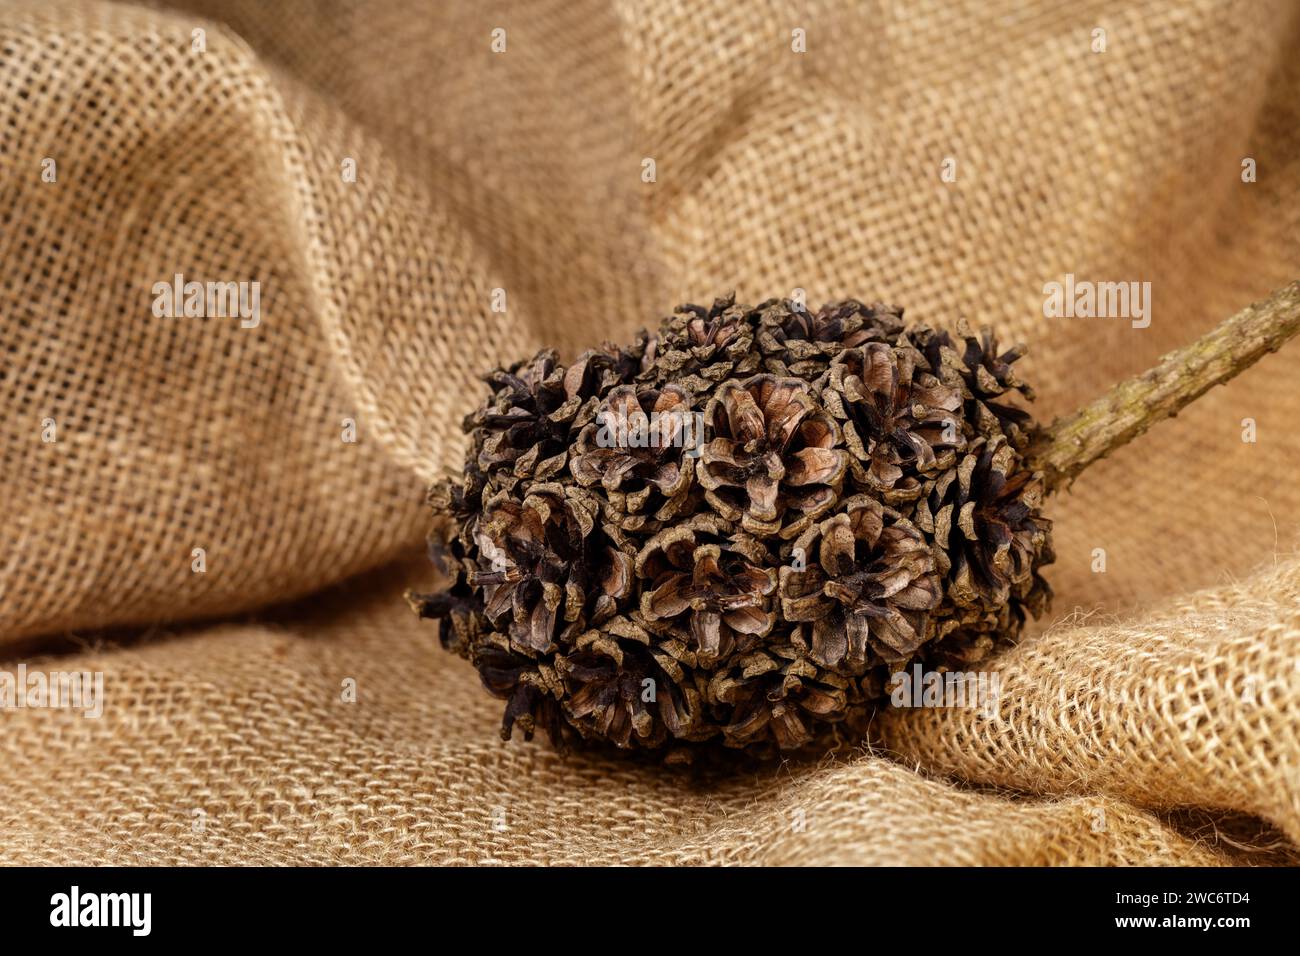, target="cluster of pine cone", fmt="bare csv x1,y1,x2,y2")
411,295,1054,759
